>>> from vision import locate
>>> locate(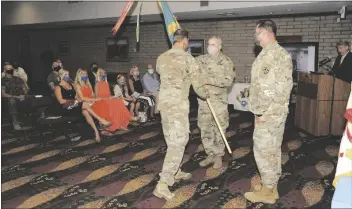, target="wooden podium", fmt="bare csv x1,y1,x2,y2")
295,72,351,136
